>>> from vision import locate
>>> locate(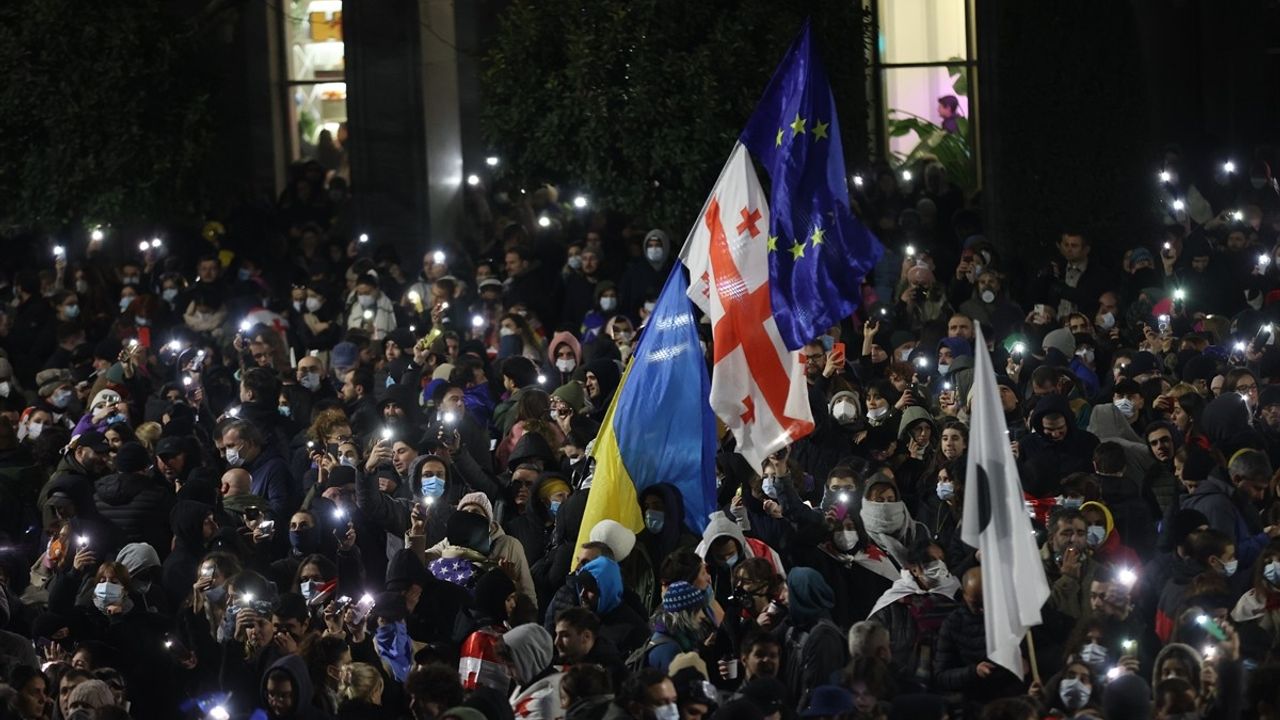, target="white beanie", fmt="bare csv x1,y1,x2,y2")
589,519,636,562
